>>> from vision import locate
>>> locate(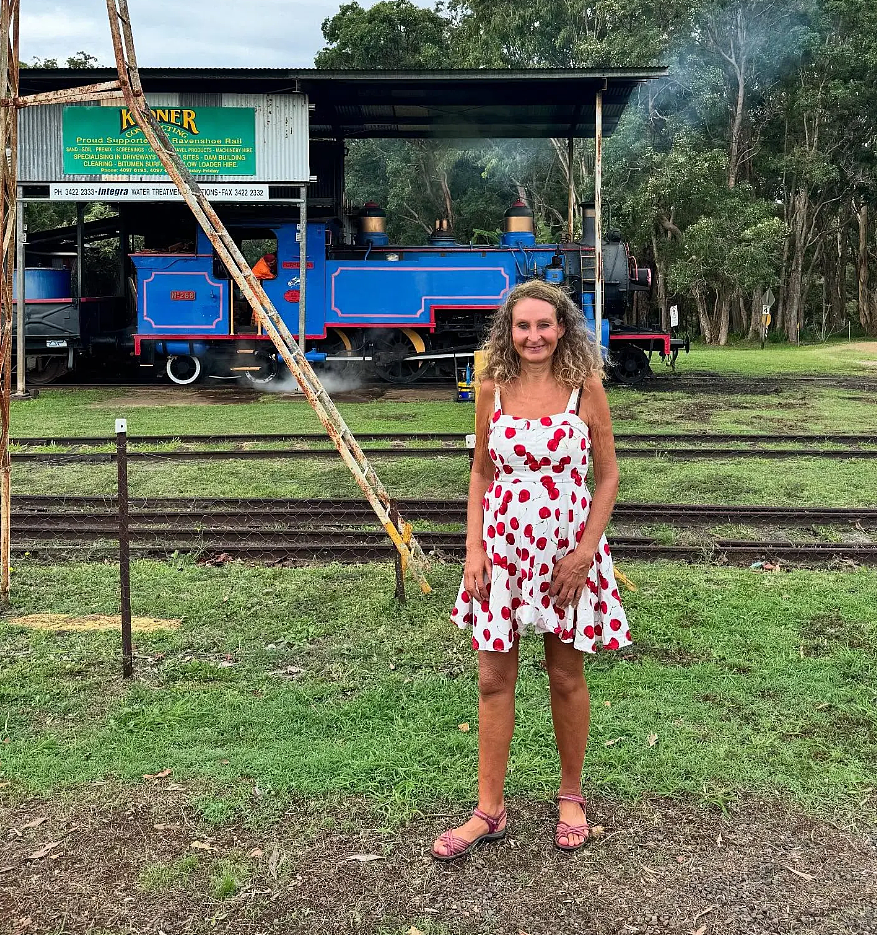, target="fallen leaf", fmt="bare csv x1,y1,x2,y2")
589,825,605,838
166,783,187,791
0,782,10,788
782,864,815,882
408,928,425,935
247,848,264,858
142,768,172,780
604,737,624,747
344,854,385,862
18,817,47,831
28,841,61,860
603,701,612,708
716,833,723,847
190,840,215,851
647,733,658,747
457,722,470,732
153,823,179,831
688,926,707,935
